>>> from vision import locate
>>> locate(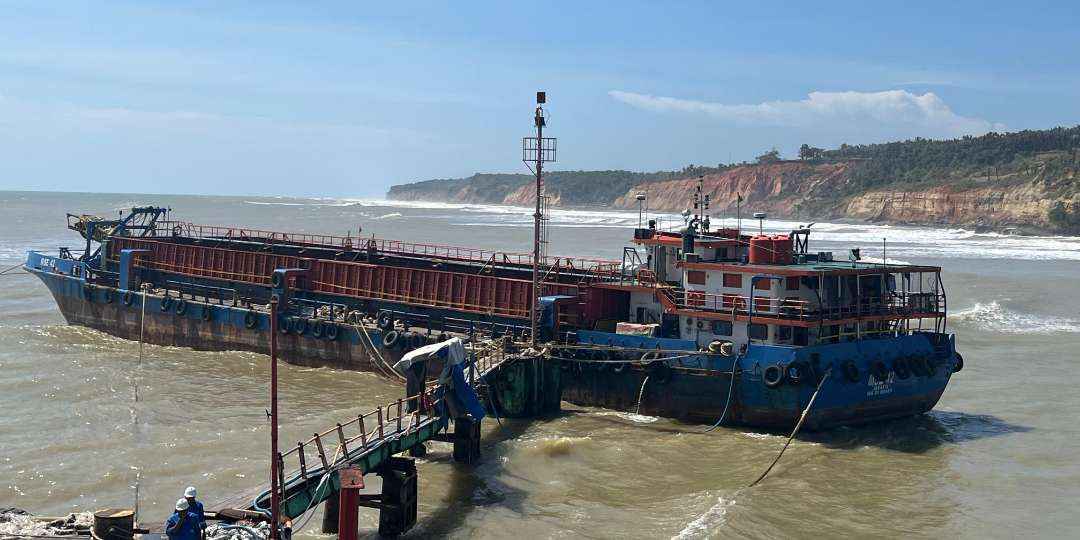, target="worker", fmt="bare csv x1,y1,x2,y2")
184,486,206,540
184,486,205,525
165,499,199,540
